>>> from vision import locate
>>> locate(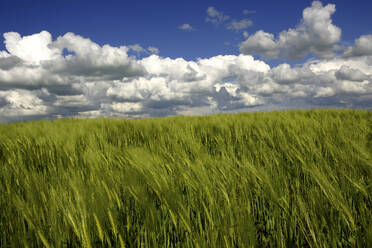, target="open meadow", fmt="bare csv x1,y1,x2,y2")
0,109,371,247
